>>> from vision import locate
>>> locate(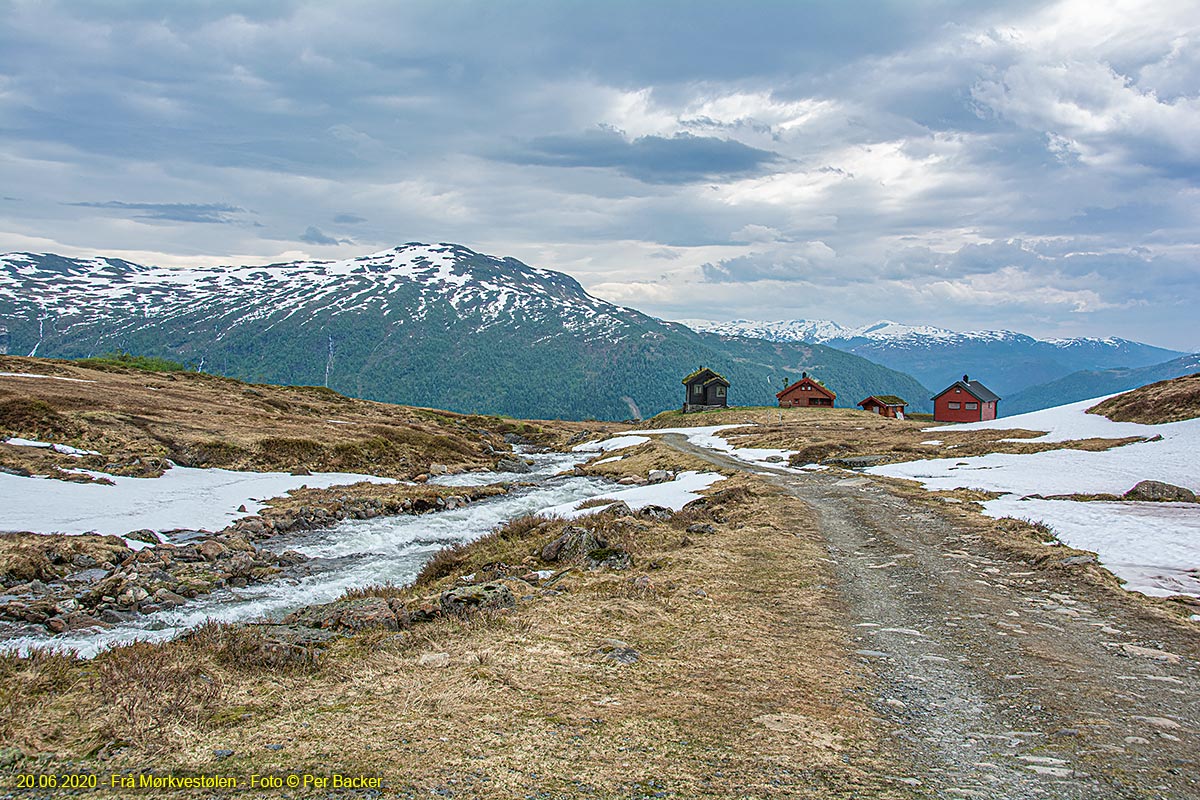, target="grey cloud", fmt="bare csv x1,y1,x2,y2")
498,129,783,184
299,226,353,245
66,201,248,224
333,213,367,224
